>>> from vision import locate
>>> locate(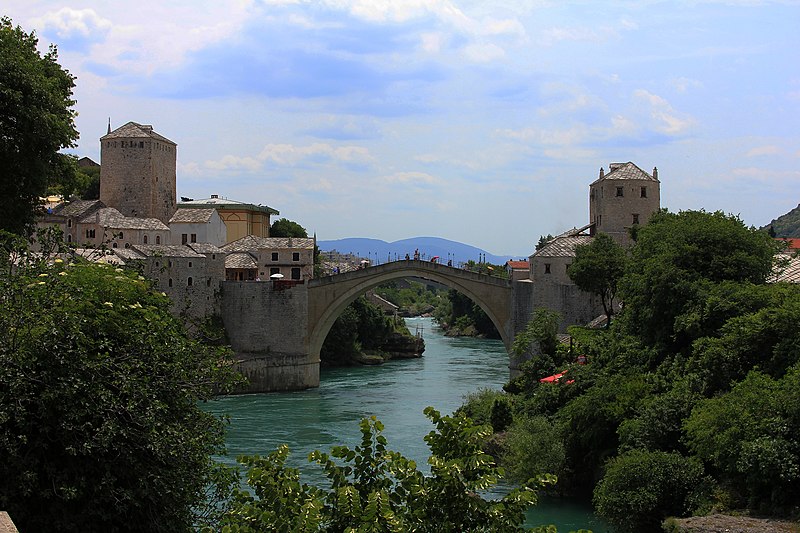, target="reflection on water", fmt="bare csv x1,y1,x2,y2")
204,317,613,531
